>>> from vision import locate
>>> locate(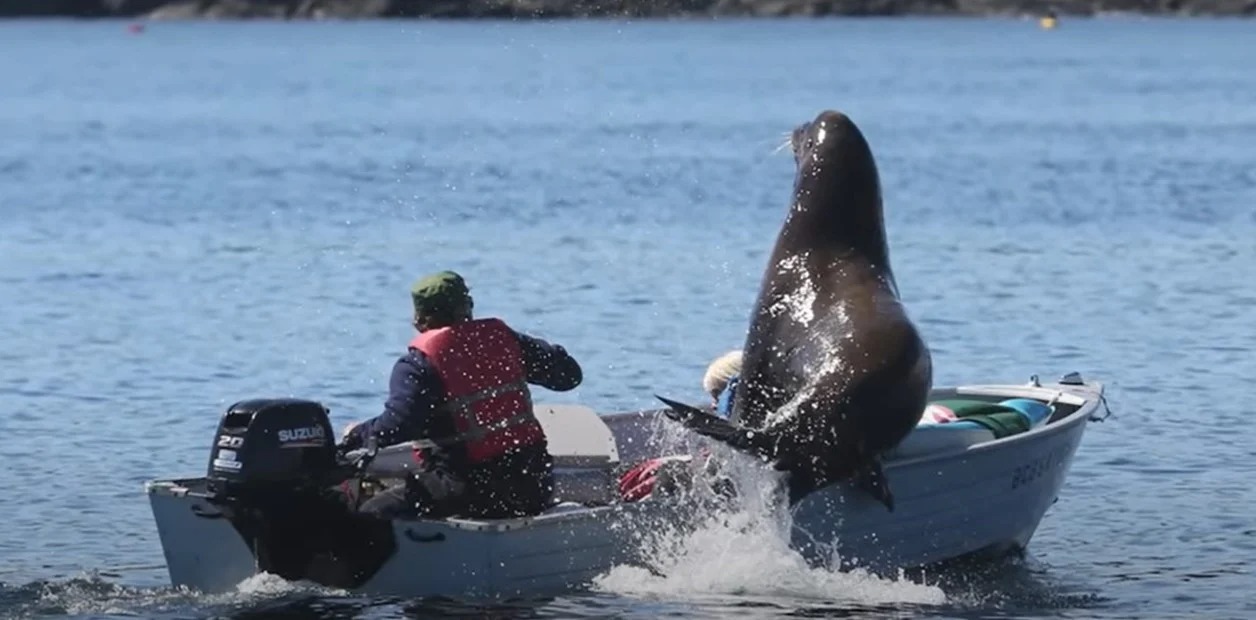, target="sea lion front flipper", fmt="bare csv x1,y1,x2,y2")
655,395,778,461
854,458,895,512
